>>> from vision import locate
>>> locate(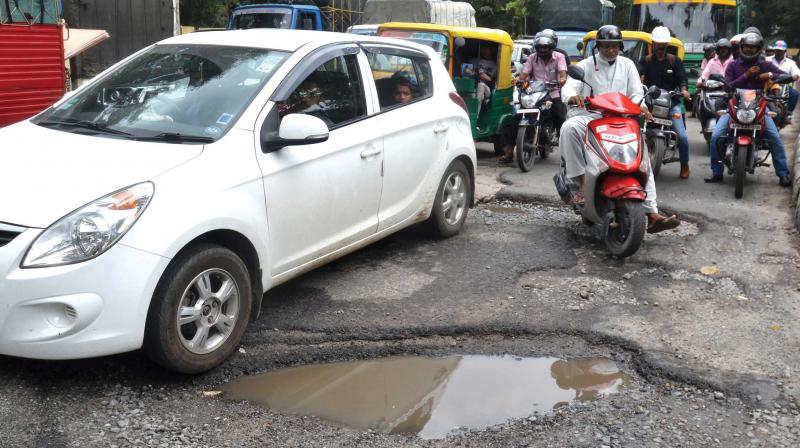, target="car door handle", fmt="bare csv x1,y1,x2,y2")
433,124,449,134
360,146,382,158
